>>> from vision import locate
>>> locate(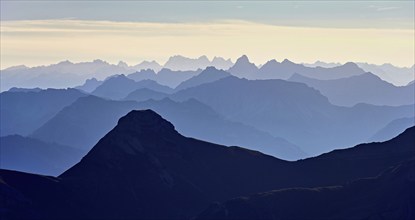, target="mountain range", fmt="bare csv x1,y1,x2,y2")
288,72,415,106
2,55,413,91
172,76,414,155
30,95,304,160
1,110,414,219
